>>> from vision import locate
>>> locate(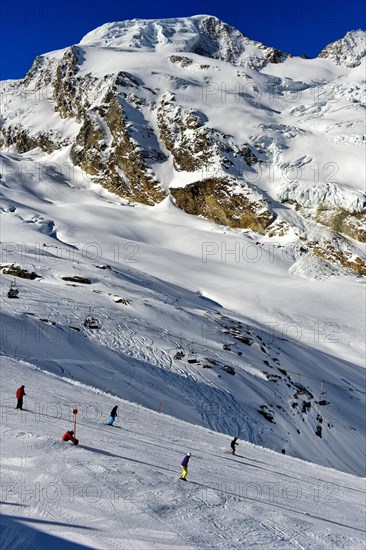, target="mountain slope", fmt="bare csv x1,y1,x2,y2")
1,358,365,549
0,148,365,476
0,17,365,479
